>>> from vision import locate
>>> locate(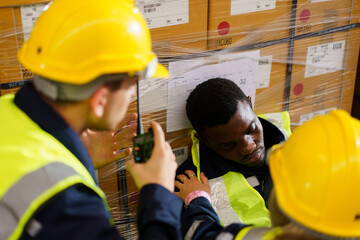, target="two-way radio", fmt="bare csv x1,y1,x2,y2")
133,81,154,163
